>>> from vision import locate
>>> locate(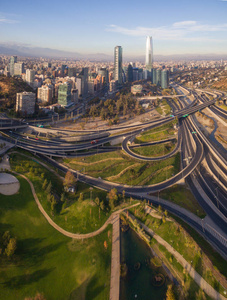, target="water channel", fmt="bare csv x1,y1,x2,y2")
120,227,171,300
